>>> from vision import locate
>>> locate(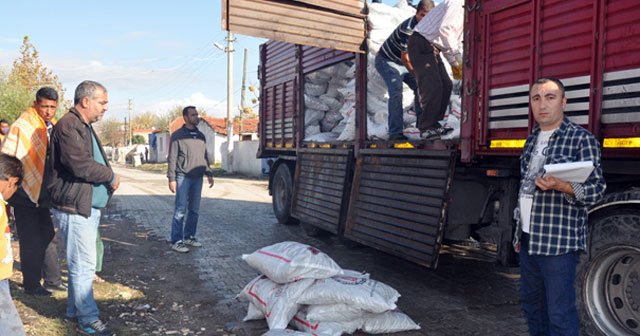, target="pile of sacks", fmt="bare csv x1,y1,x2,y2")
304,62,357,142
301,0,462,143
240,241,420,336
